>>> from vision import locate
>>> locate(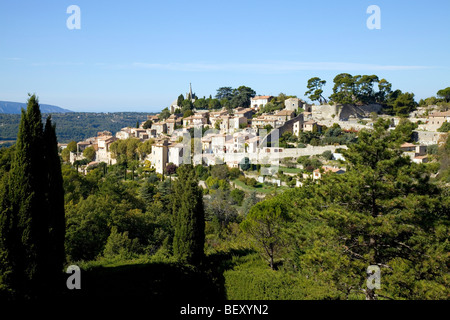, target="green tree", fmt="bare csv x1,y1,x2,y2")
66,140,77,153
159,107,171,121
282,118,449,299
305,77,327,104
330,73,355,104
355,75,379,104
43,116,66,292
230,188,245,206
390,91,417,116
177,94,185,107
230,86,256,108
240,199,289,269
215,87,234,100
142,120,153,129
437,87,450,102
183,110,194,118
376,79,392,104
171,165,205,265
437,122,450,132
0,95,65,299
83,146,96,162
61,147,71,162
181,100,194,113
